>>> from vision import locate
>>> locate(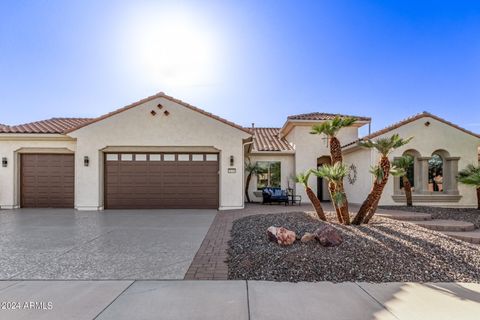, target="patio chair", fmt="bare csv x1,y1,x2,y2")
262,187,289,205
